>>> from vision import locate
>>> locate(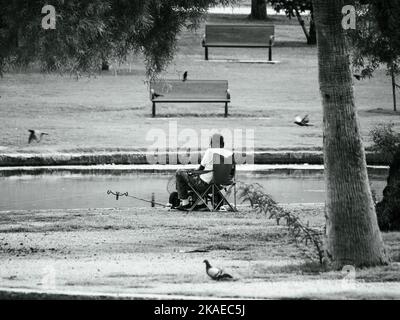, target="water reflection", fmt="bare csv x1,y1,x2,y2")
0,167,388,211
